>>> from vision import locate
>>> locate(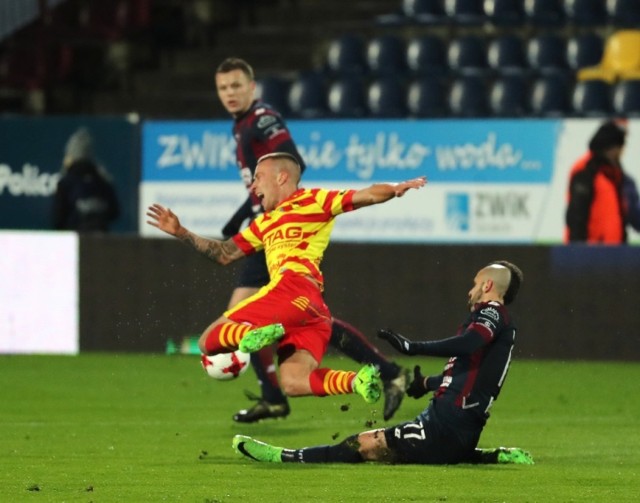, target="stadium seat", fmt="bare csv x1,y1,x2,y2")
444,0,487,26
566,33,604,71
449,76,489,117
487,35,528,77
367,35,407,77
377,0,447,26
607,0,640,28
613,79,640,116
407,76,448,117
256,76,291,116
530,74,572,116
327,77,367,118
572,79,613,116
578,31,640,83
563,0,607,27
448,35,489,76
367,78,408,118
526,34,569,77
325,34,367,77
288,72,328,118
524,0,566,27
490,75,530,116
484,0,525,27
406,35,448,76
